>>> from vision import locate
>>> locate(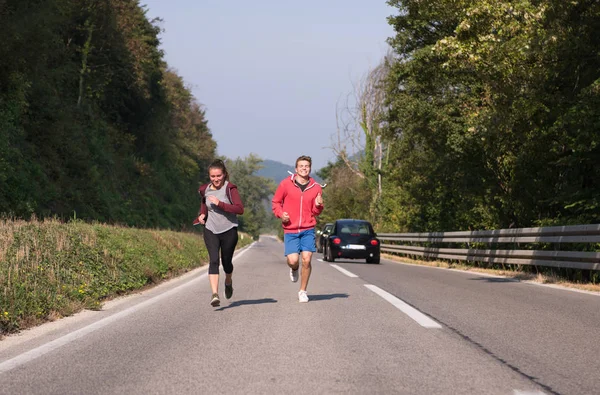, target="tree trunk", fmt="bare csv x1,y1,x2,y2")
78,21,94,108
